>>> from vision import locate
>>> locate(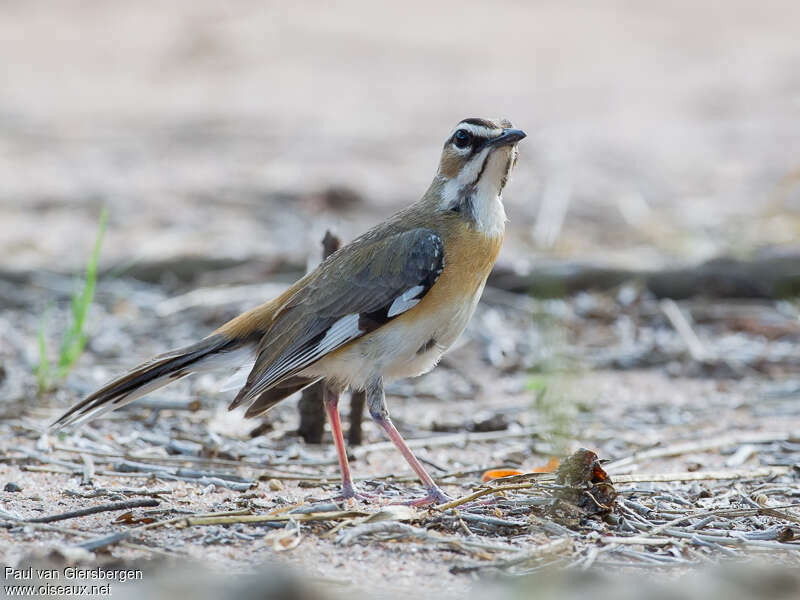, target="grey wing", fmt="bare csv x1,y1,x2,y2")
231,228,444,407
